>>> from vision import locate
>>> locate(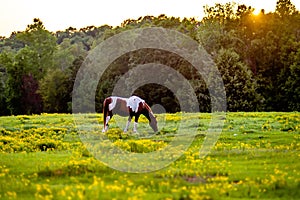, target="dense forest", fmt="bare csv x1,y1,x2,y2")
0,0,299,115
